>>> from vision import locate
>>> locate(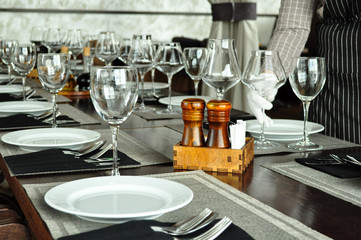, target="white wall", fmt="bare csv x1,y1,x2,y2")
0,0,281,45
